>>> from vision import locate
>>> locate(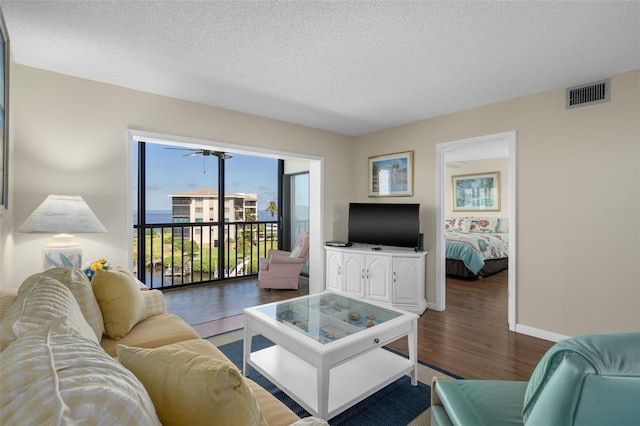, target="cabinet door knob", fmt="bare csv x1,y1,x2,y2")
374,338,380,344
